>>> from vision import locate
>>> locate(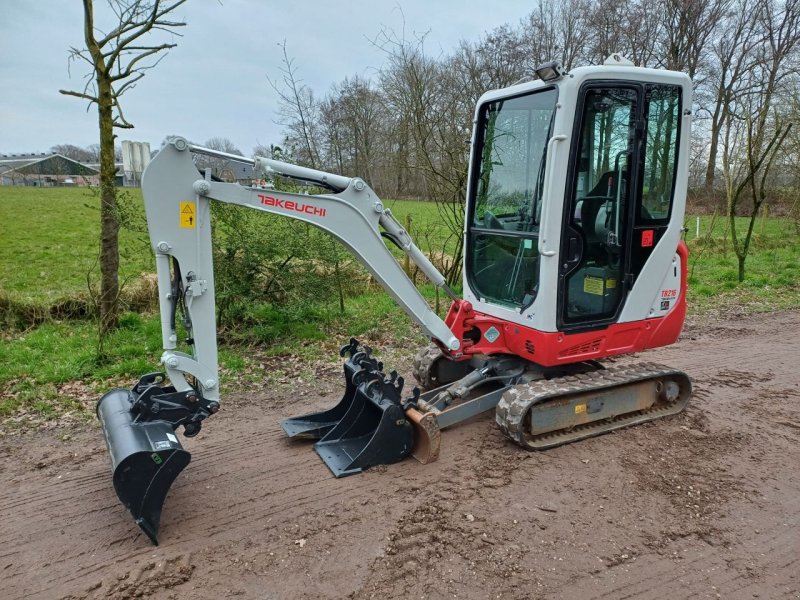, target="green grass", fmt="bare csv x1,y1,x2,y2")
683,212,800,313
0,312,251,419
0,187,450,302
0,187,154,303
